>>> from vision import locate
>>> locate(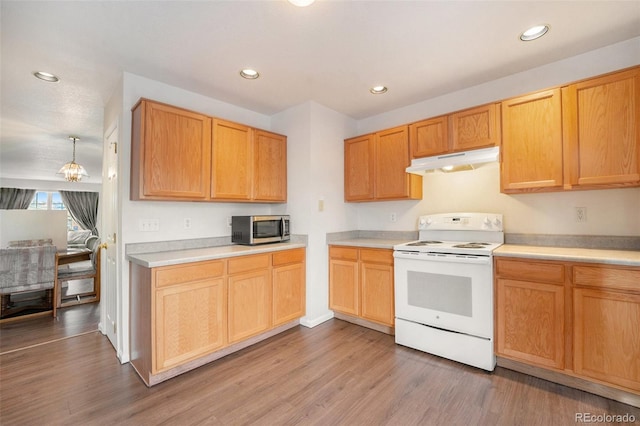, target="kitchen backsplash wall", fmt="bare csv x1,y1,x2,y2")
356,162,640,237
